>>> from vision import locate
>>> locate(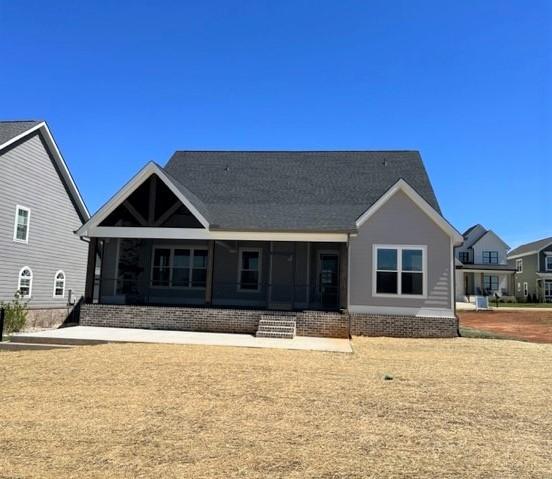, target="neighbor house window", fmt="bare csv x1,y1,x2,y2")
523,282,528,297
374,245,426,297
482,251,498,264
18,267,33,298
151,247,208,288
238,248,261,291
53,271,66,297
13,205,30,243
545,256,552,271
516,259,523,272
483,275,499,293
458,251,470,263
